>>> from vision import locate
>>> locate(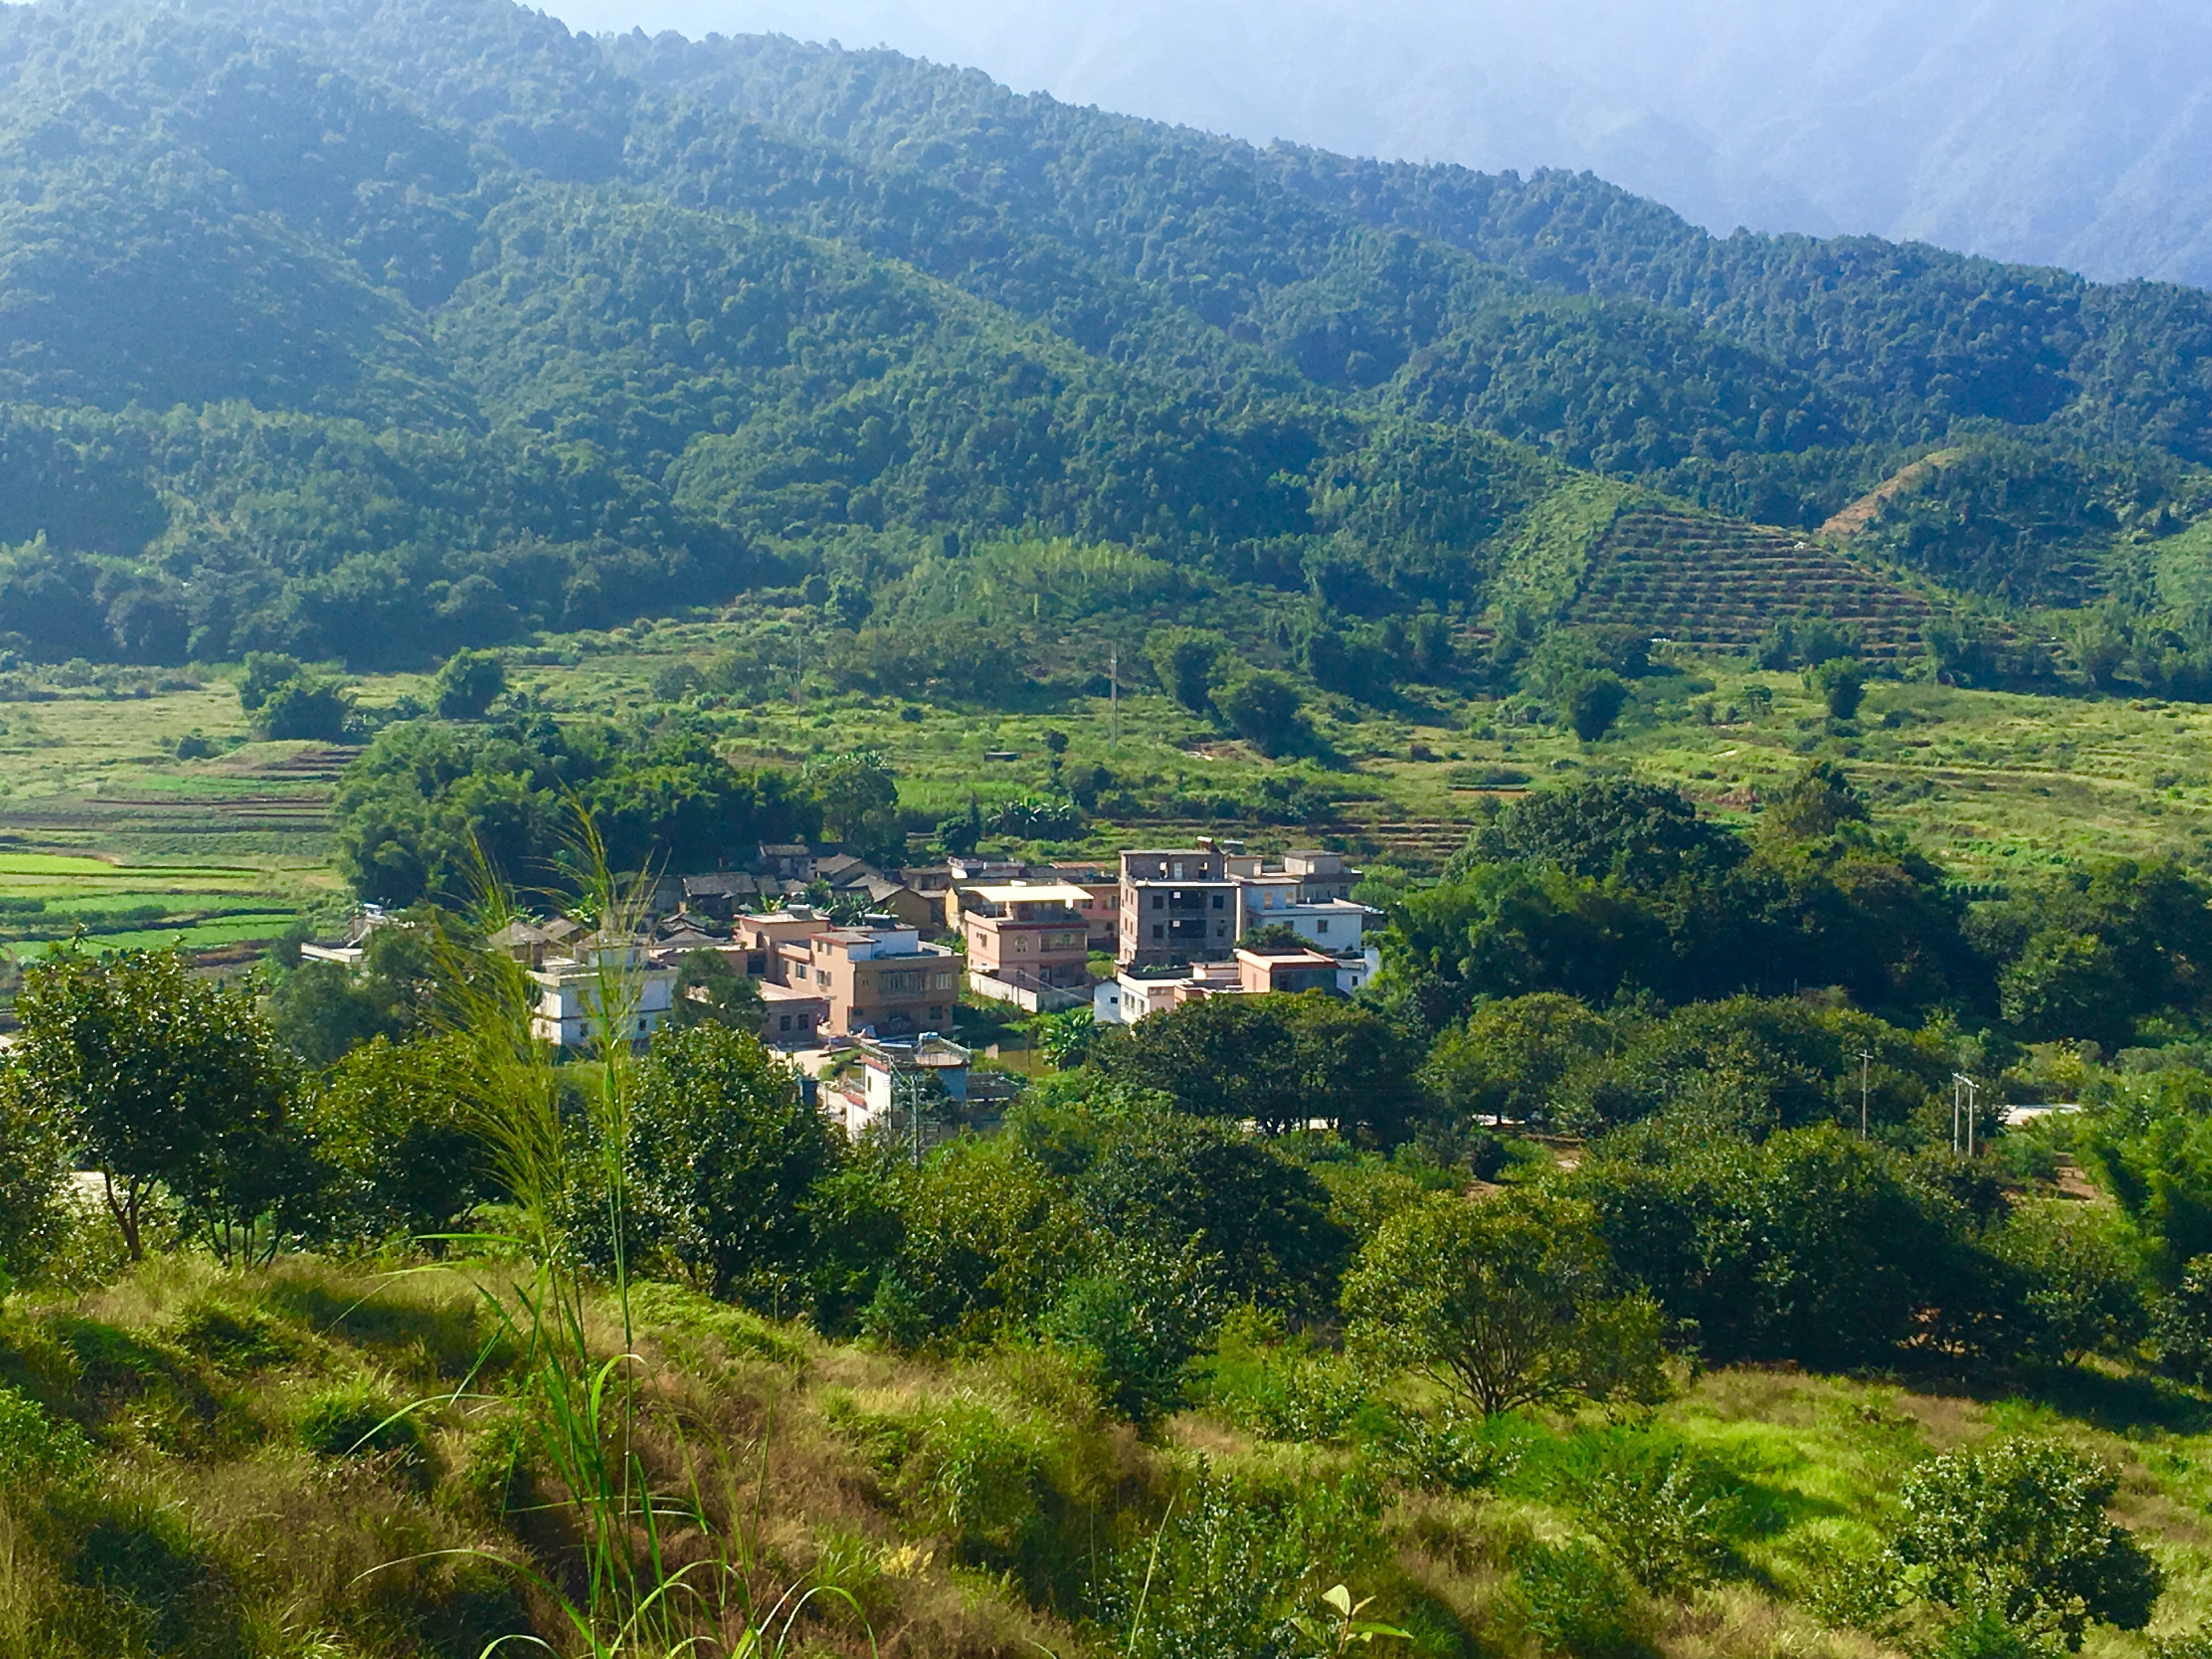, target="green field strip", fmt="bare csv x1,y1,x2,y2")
19,916,300,955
